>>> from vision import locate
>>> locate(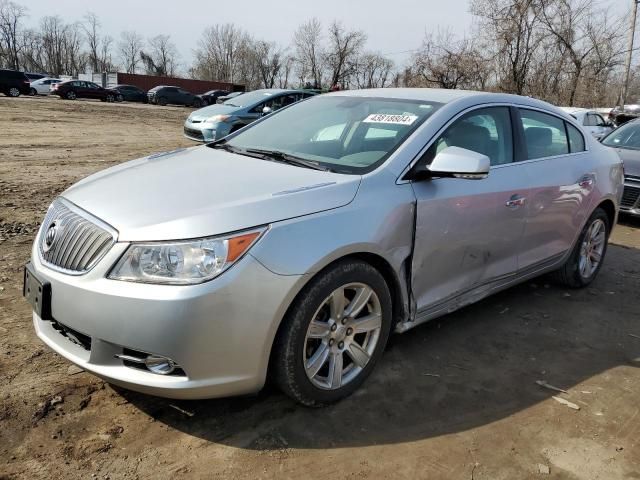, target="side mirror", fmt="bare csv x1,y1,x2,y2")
262,106,273,116
427,146,490,180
